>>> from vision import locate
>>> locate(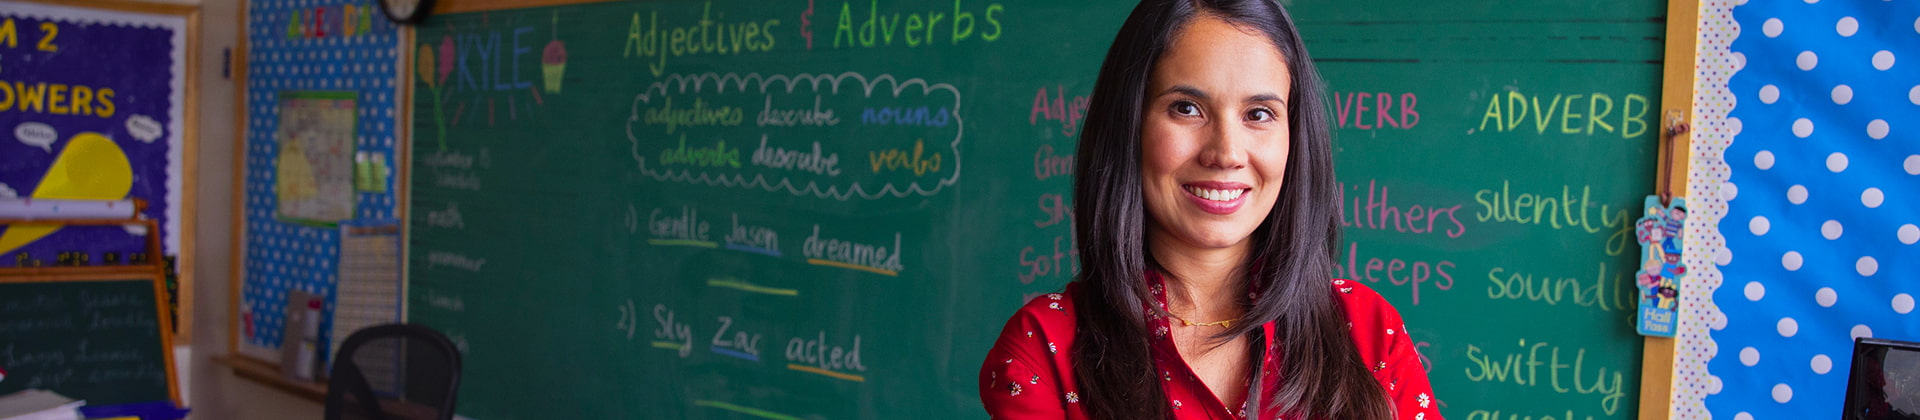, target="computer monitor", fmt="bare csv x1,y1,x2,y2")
1844,337,1920,420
